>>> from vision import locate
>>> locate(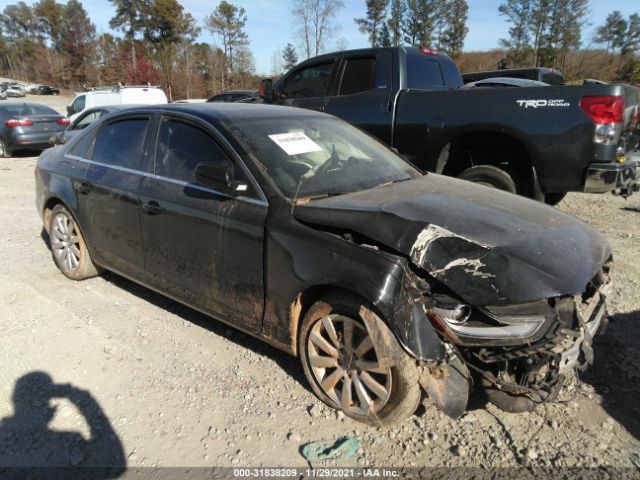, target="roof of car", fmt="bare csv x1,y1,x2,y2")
116,102,327,125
